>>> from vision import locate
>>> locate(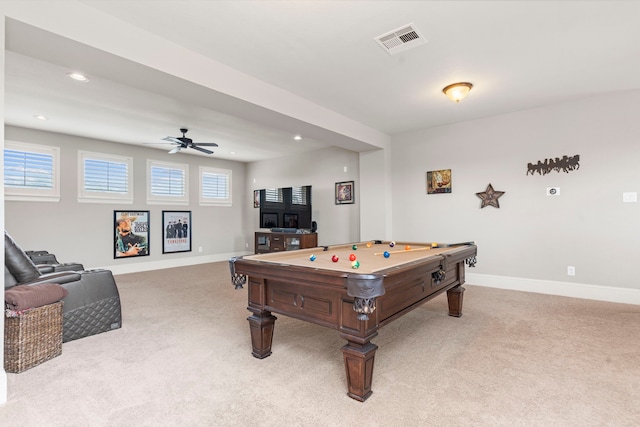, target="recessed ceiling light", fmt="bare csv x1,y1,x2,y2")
293,135,302,140
33,115,49,120
230,151,237,155
67,72,89,82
